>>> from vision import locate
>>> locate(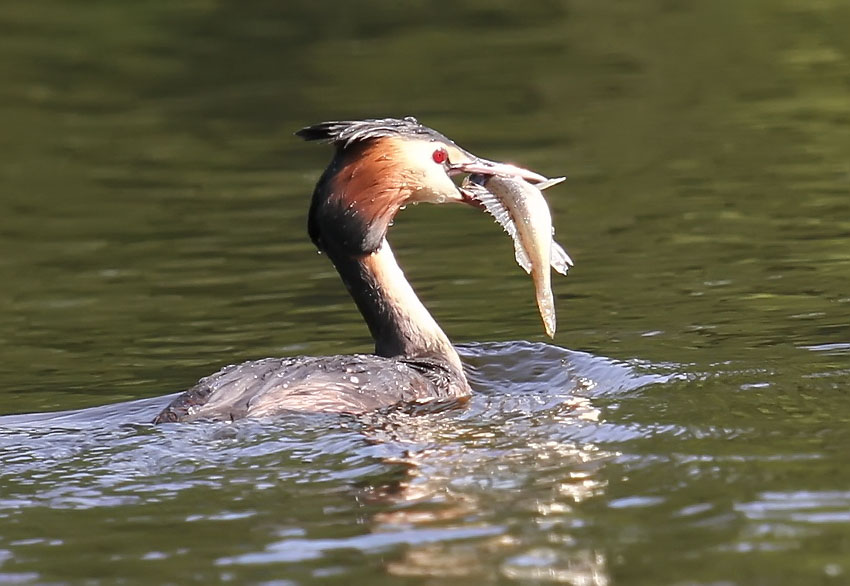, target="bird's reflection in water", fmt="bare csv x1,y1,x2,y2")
349,377,613,584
